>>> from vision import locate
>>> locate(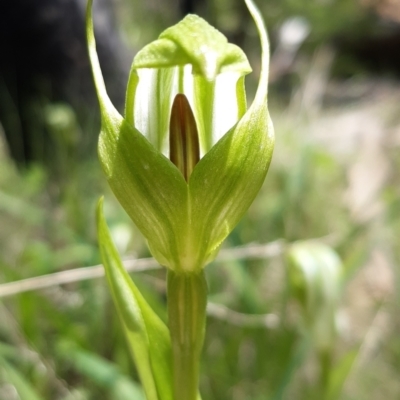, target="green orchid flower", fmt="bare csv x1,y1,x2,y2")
88,1,273,398
87,0,274,274
287,241,342,349
286,241,344,393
